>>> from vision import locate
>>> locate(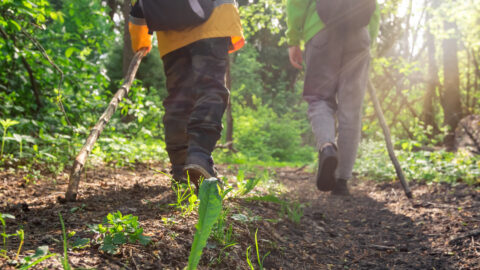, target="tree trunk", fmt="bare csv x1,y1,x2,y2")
122,0,134,77
441,21,462,150
106,0,118,20
472,48,480,114
422,5,439,134
225,56,234,151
